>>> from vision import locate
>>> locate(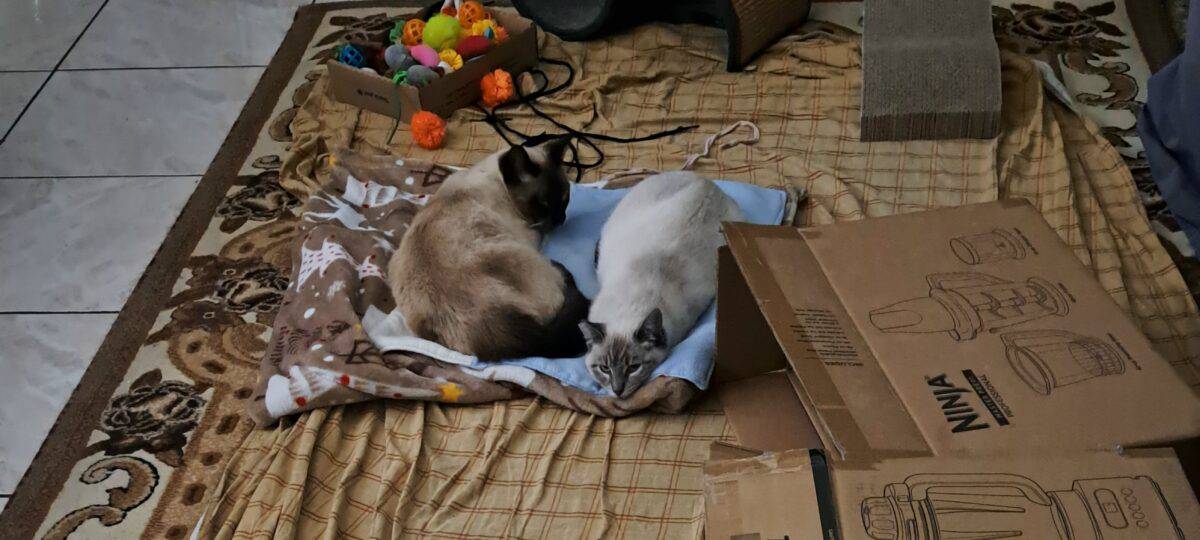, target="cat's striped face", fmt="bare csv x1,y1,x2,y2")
580,310,667,399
